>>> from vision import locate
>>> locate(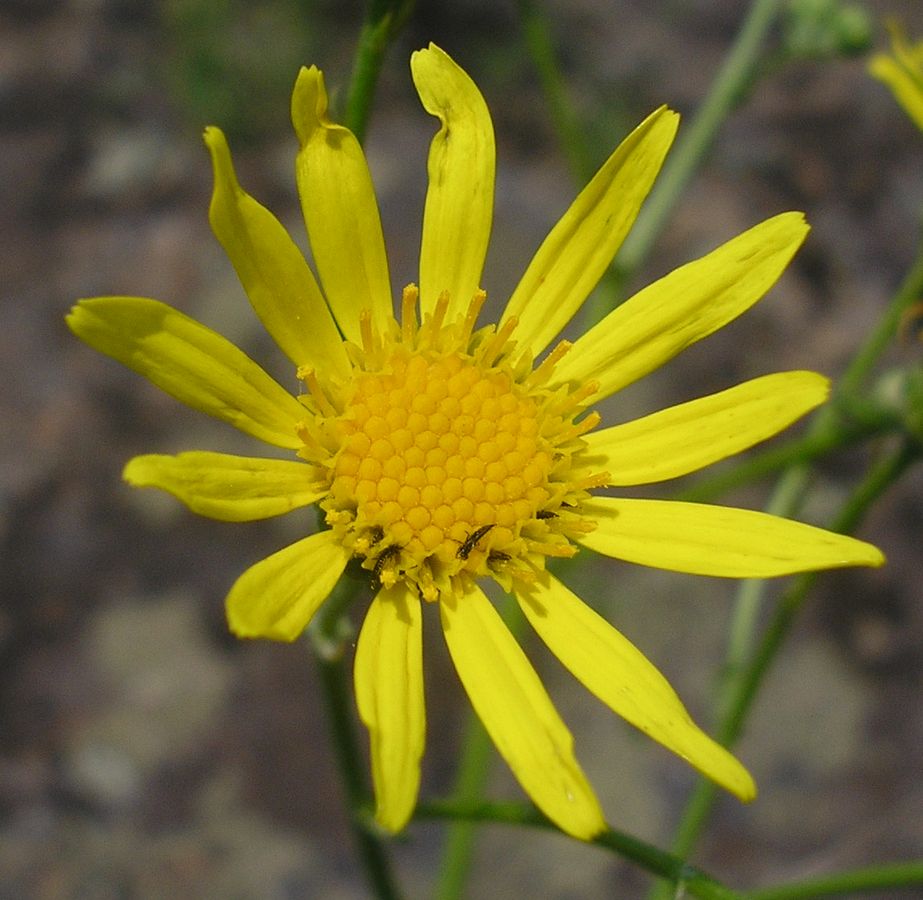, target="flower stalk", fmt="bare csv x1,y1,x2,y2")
422,799,741,900
314,641,404,900
646,240,923,898
613,0,784,285
650,436,921,900
344,0,417,142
